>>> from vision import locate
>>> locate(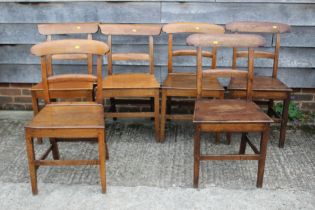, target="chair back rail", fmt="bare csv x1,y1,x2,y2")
226,21,291,78
38,23,98,75
187,33,266,101
99,24,162,75
162,22,225,73
31,39,109,104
